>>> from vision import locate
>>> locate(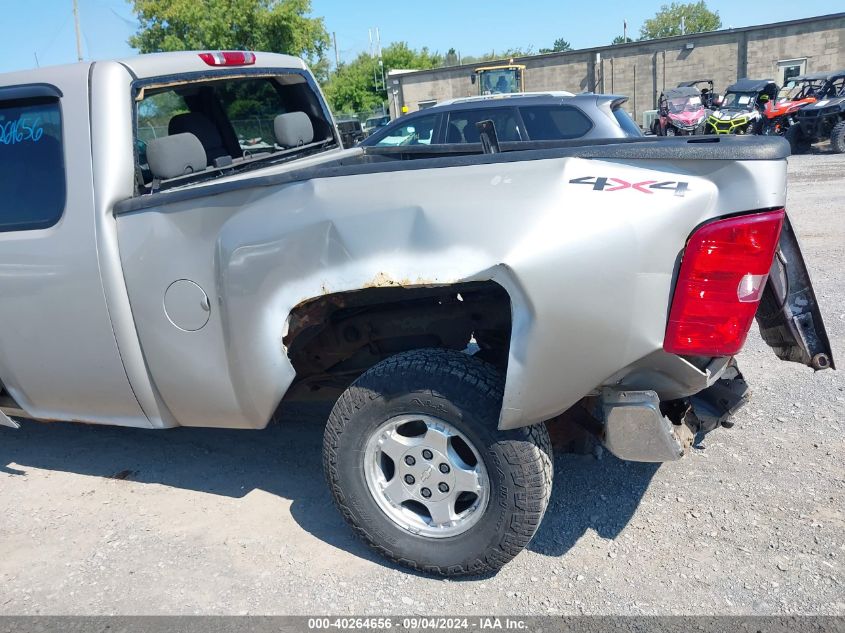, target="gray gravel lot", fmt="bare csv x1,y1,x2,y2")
1,152,843,616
